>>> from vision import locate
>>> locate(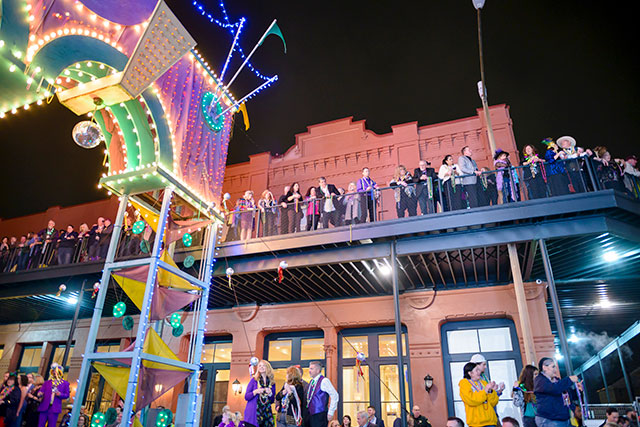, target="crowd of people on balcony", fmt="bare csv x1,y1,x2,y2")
0,213,155,273
221,137,639,242
1,138,639,268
